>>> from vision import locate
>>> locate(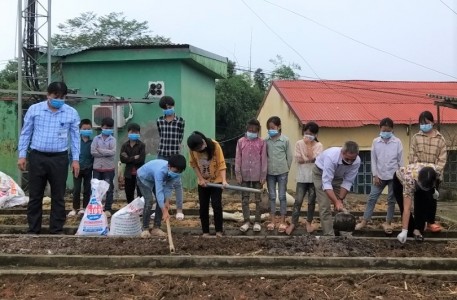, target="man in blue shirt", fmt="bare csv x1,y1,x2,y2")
17,82,80,234
313,141,361,236
136,154,187,238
